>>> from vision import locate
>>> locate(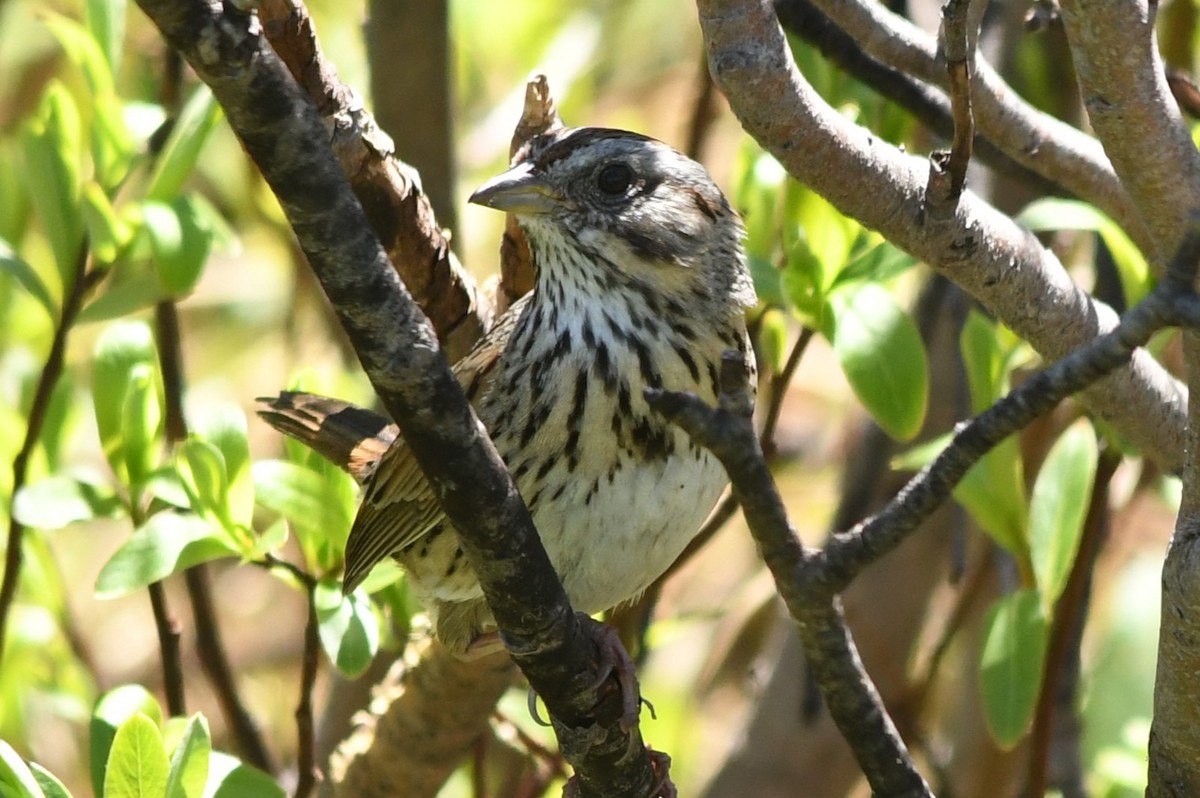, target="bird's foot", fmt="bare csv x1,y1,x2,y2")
578,613,643,734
